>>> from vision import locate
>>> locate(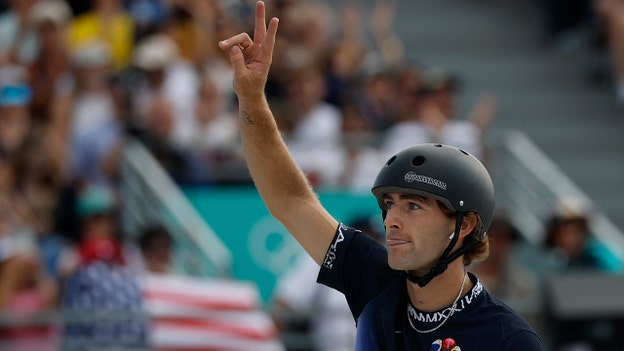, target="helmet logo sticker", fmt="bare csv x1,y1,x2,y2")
404,171,447,190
